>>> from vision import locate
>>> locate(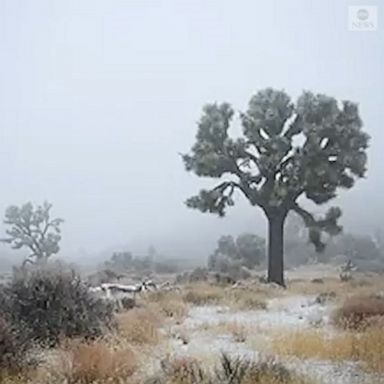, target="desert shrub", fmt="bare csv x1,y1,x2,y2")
3,264,114,346
0,317,32,379
147,353,310,384
47,341,136,384
120,297,136,310
333,294,384,329
215,353,296,384
158,356,207,384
